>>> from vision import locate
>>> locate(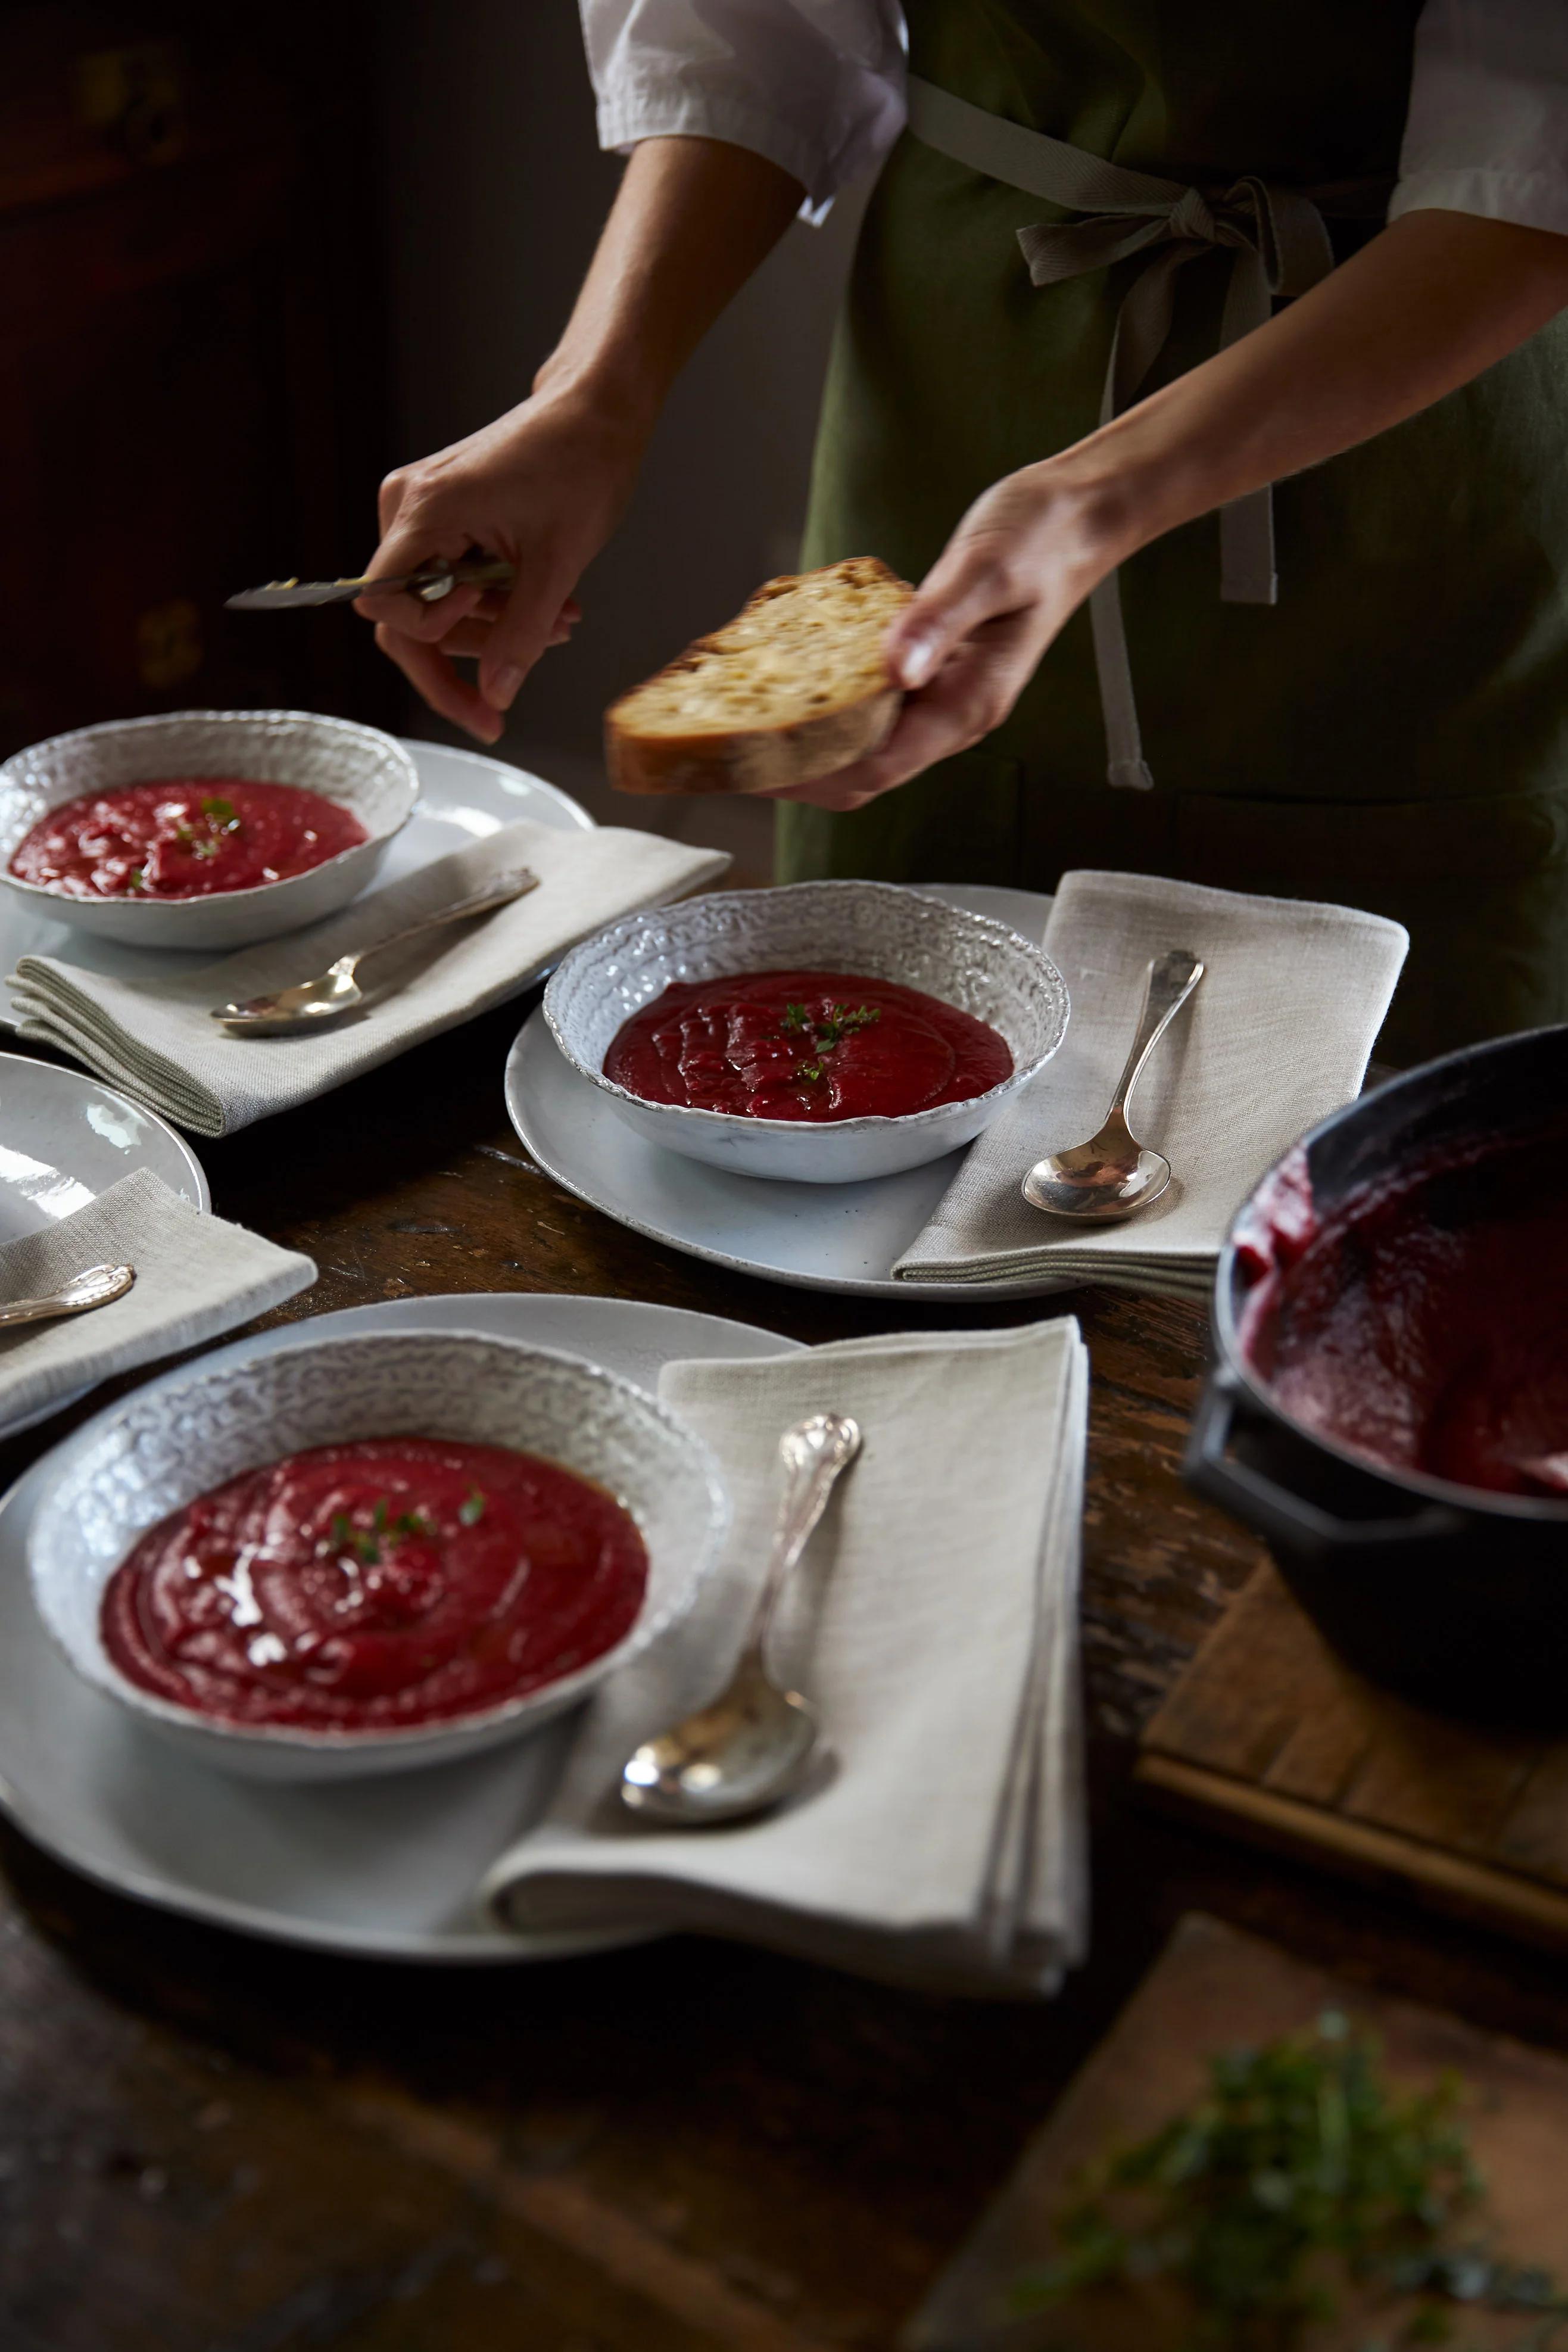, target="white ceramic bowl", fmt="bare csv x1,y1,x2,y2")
28,1330,730,1783
0,709,420,949
543,880,1070,1183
